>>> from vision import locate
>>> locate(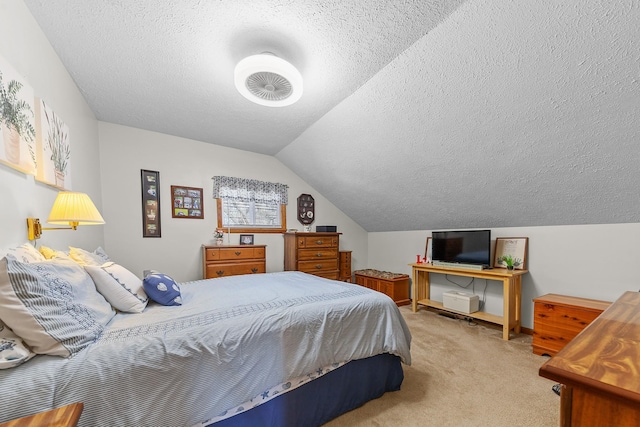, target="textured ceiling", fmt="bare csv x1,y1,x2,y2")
24,0,640,232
